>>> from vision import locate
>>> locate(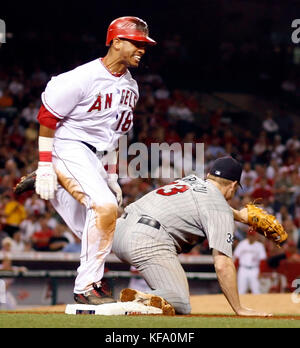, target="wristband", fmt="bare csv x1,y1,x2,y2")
108,173,118,181
39,136,54,162
106,150,118,174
